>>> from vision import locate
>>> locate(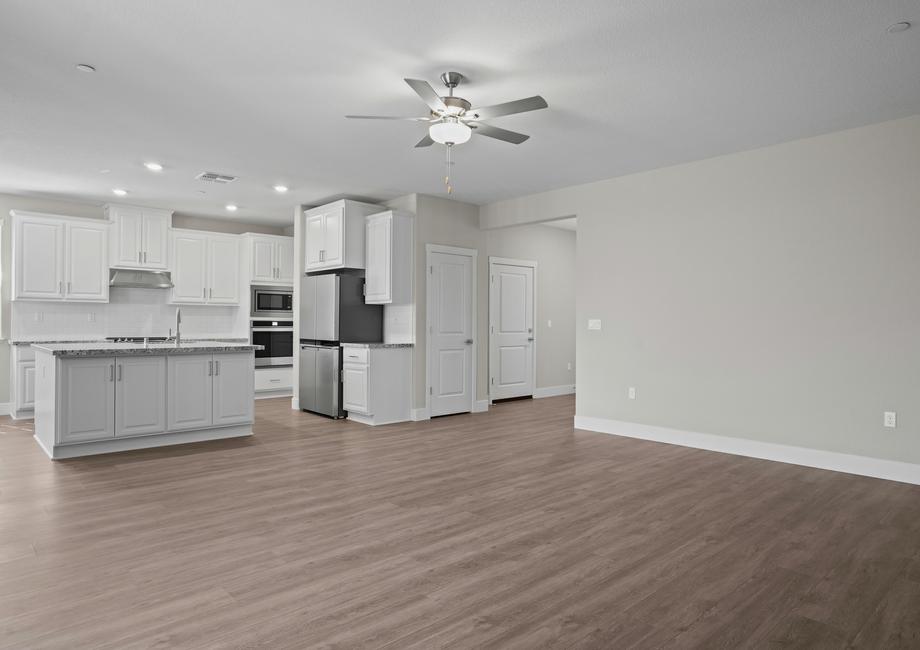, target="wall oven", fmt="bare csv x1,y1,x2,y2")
251,320,294,367
251,285,293,319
